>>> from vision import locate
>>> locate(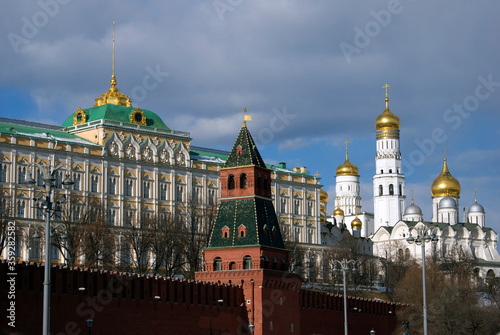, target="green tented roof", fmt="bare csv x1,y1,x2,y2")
61,104,170,130
208,198,285,249
224,124,266,168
